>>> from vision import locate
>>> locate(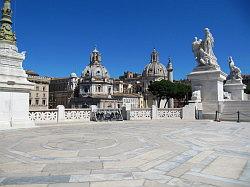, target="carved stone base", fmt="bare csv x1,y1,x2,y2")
0,91,34,129
187,69,227,119
188,69,227,101
224,82,246,101
192,64,220,72
0,42,34,129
